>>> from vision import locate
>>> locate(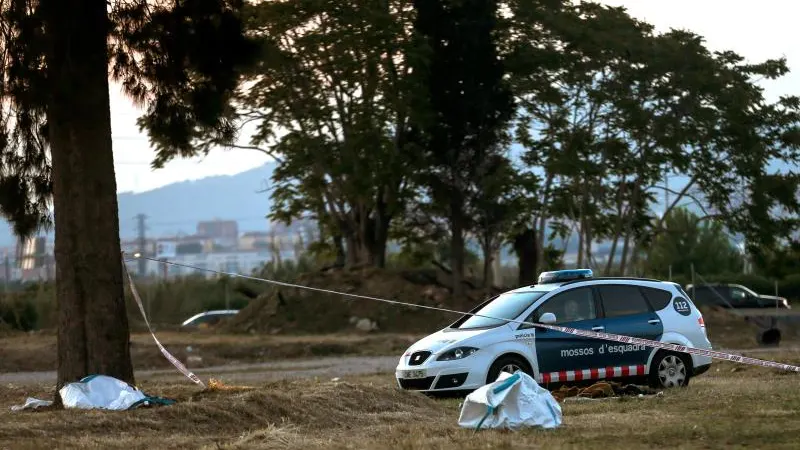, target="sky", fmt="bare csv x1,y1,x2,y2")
109,0,799,194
